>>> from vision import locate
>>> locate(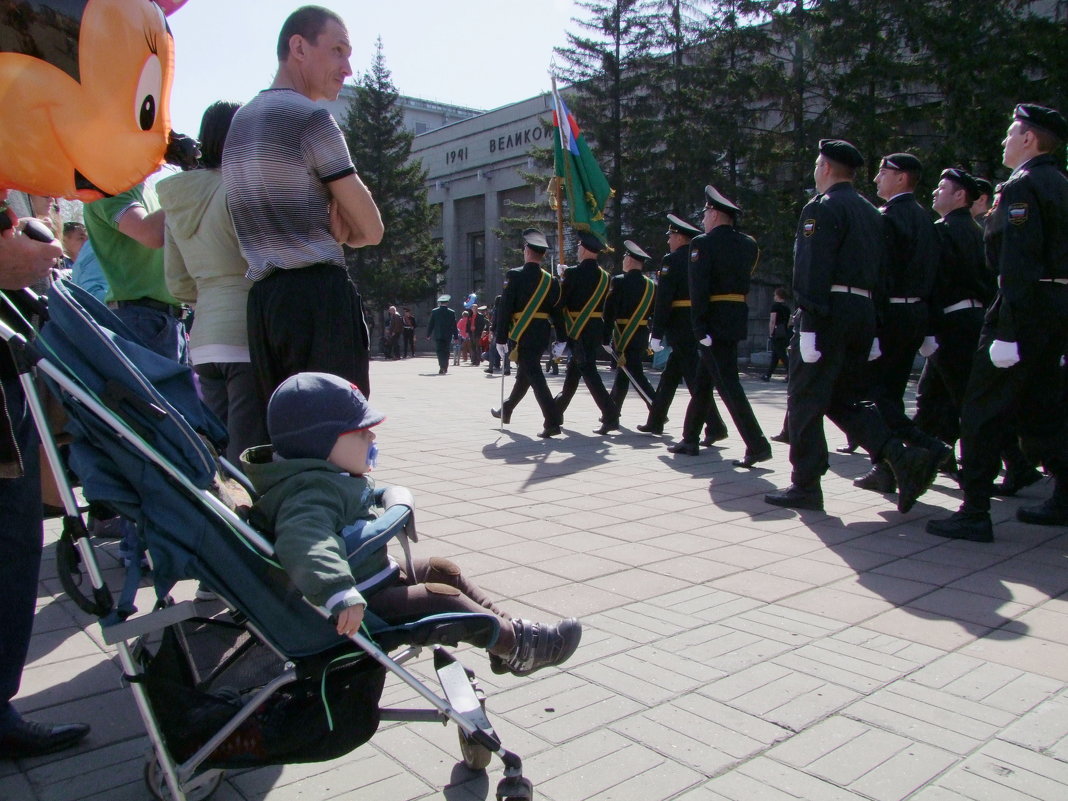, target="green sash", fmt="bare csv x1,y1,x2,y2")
509,268,553,345
613,275,655,363
566,267,610,339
